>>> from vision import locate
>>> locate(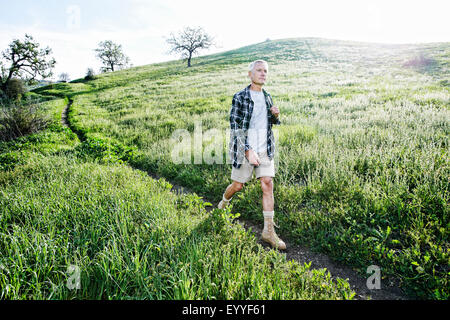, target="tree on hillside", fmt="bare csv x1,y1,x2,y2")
0,34,56,98
94,40,131,73
85,68,96,81
166,27,214,67
58,72,70,83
